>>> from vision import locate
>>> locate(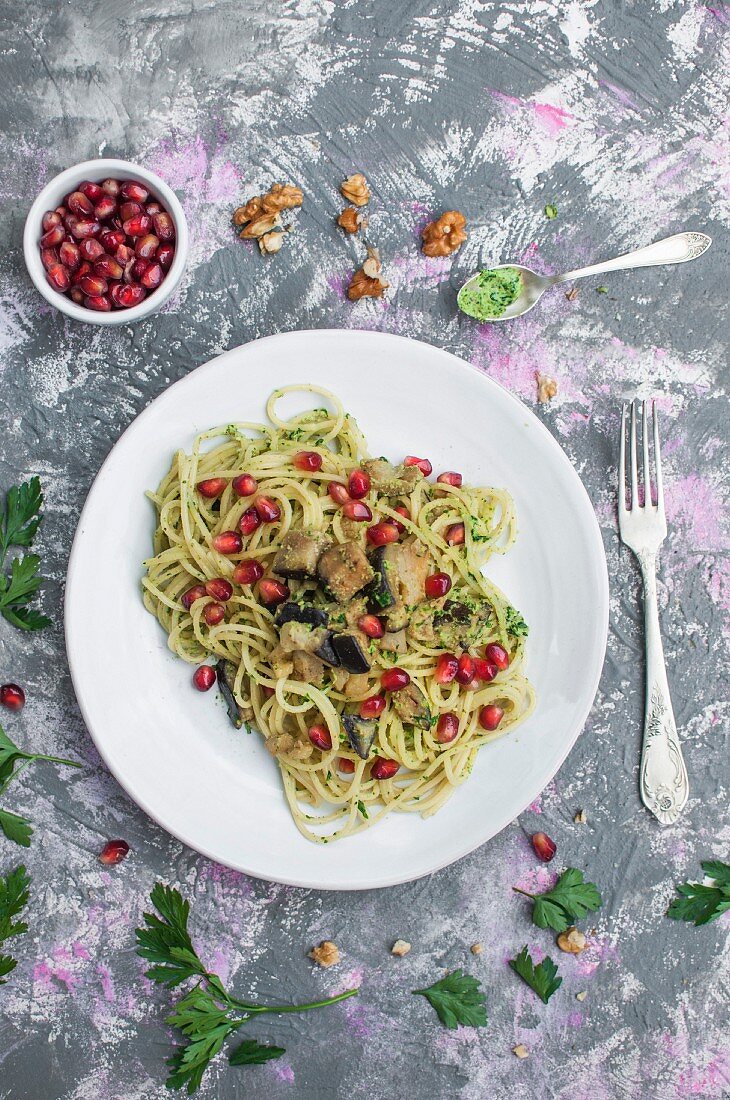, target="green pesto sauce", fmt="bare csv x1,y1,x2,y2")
458,267,523,320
